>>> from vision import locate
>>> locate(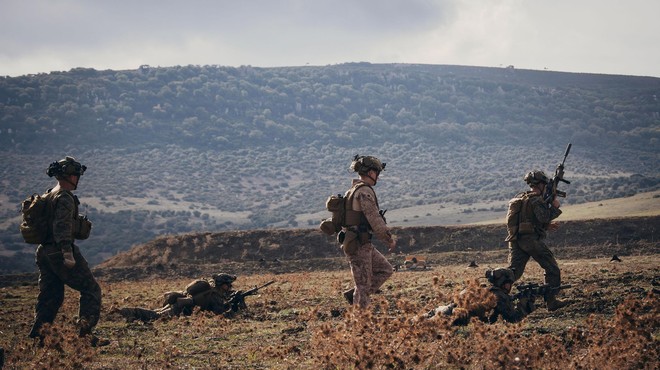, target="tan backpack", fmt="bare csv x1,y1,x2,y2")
185,279,212,296
19,191,58,244
505,191,539,241
319,183,370,235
